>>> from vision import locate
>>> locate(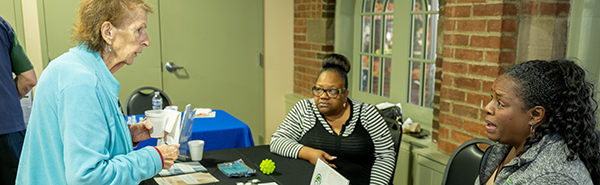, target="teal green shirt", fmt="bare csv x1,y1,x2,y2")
16,45,163,185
